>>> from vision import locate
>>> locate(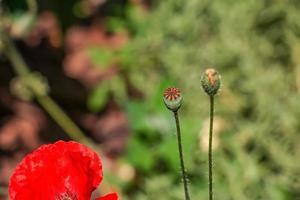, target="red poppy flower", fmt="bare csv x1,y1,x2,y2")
9,140,118,200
